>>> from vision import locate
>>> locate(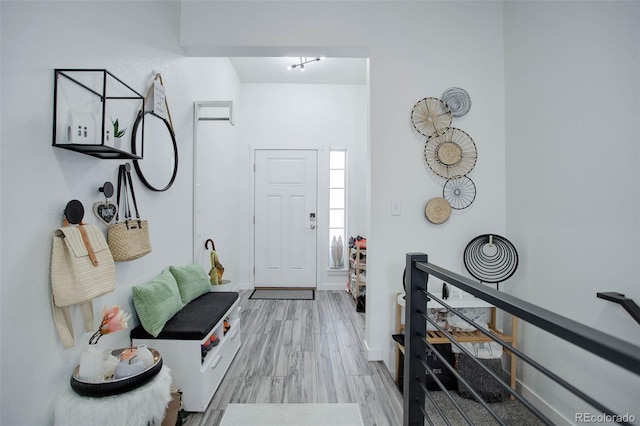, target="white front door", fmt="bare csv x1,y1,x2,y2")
254,149,317,288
